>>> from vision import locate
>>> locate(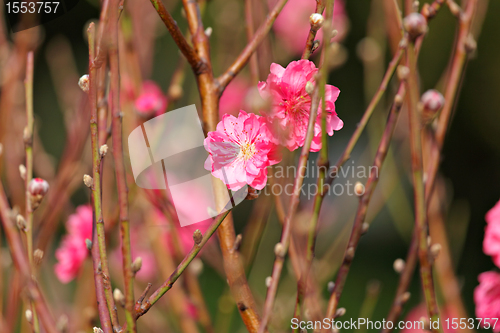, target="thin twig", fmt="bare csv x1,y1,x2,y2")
301,0,325,60
87,22,120,331
148,0,206,74
405,41,442,333
108,0,136,331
